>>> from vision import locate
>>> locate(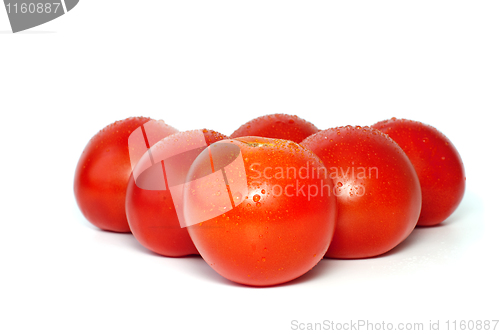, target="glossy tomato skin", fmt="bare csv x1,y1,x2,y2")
74,117,178,232
185,137,336,286
230,113,319,143
372,118,465,226
301,126,421,259
125,129,228,257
